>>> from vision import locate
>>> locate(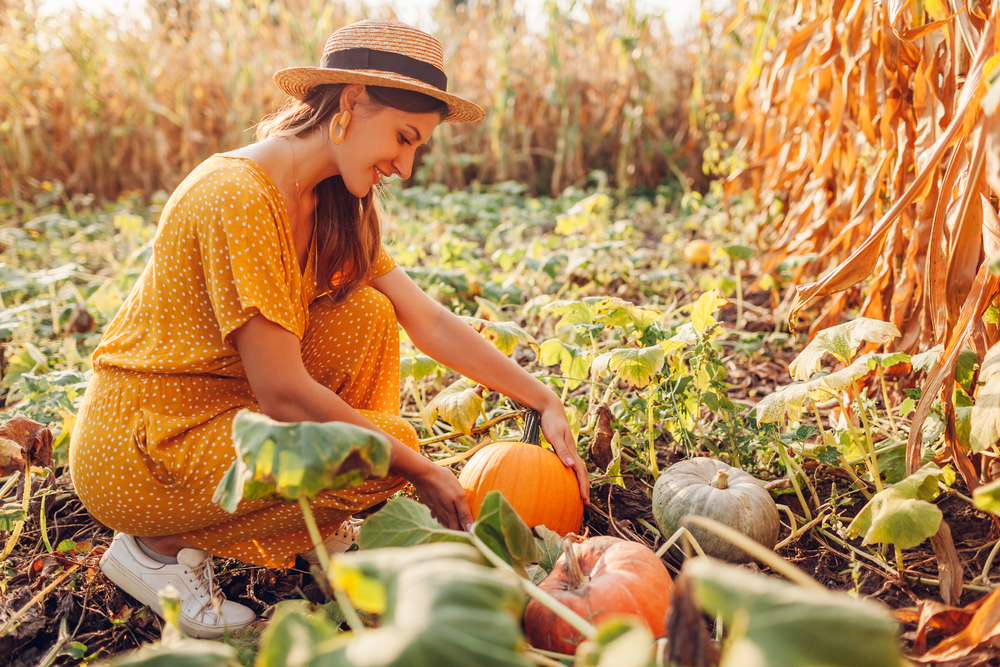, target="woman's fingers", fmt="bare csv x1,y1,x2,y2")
543,421,591,505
